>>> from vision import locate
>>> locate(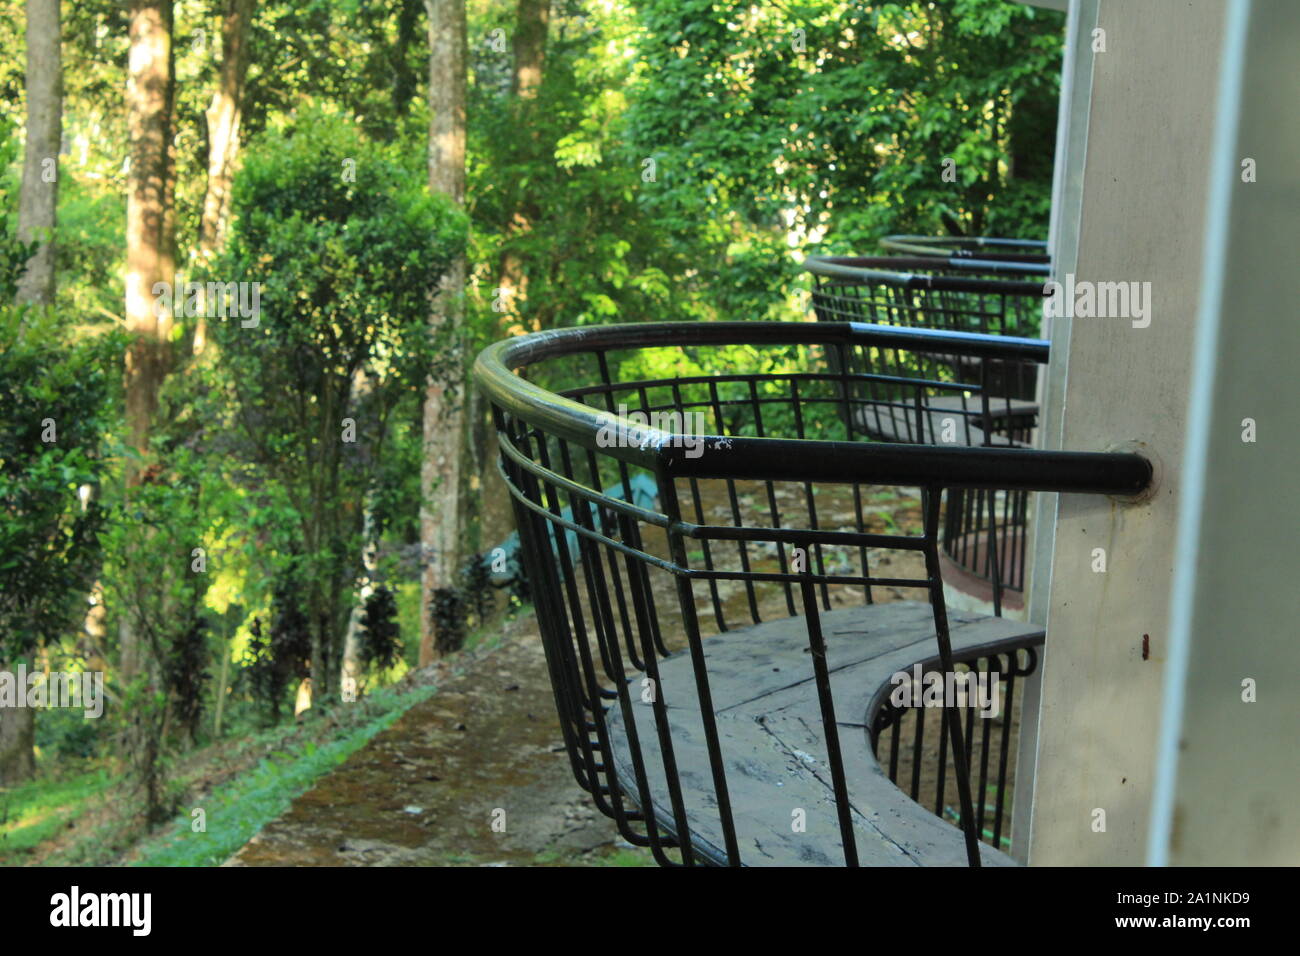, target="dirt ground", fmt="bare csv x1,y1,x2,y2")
226,617,639,867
